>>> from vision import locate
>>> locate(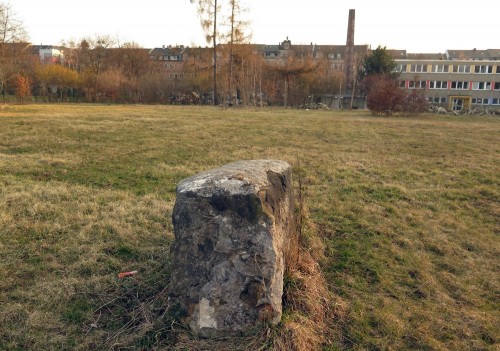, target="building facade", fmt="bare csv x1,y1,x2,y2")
395,50,500,111
32,45,65,64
